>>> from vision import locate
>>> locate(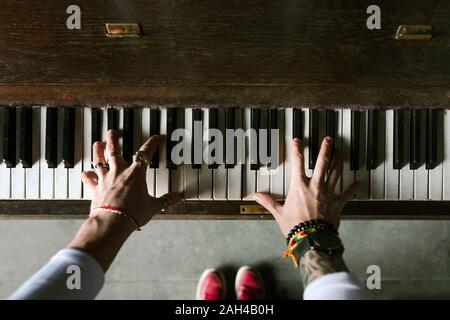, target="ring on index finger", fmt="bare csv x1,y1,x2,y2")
132,151,149,165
